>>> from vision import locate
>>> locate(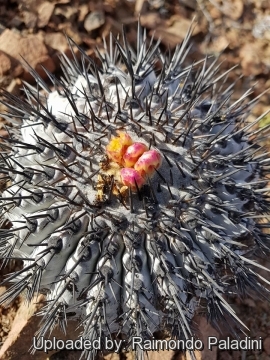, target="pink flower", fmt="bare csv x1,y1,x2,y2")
134,149,162,177
120,168,145,191
123,142,148,167
106,132,133,165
